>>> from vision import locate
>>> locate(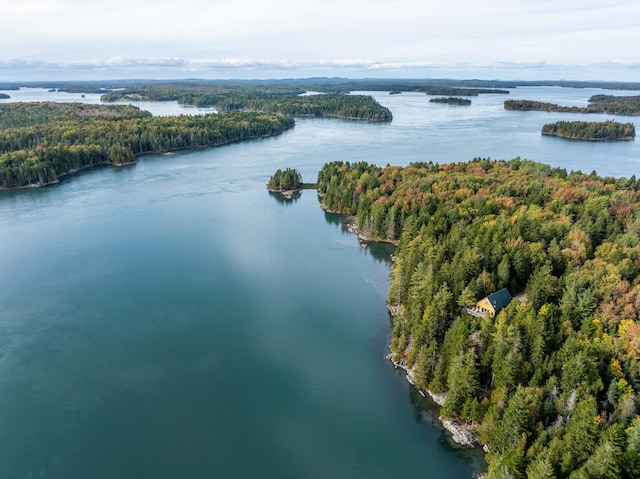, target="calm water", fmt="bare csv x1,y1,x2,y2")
0,86,638,478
